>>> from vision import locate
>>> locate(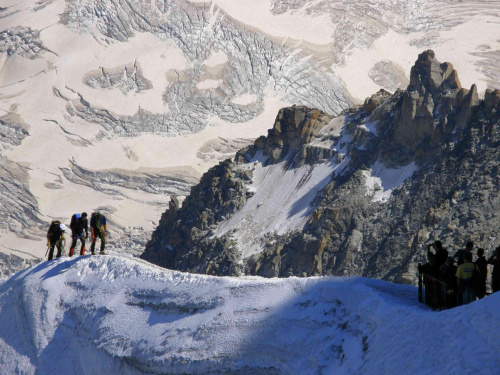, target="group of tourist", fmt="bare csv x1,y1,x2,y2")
419,240,500,307
46,211,108,260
